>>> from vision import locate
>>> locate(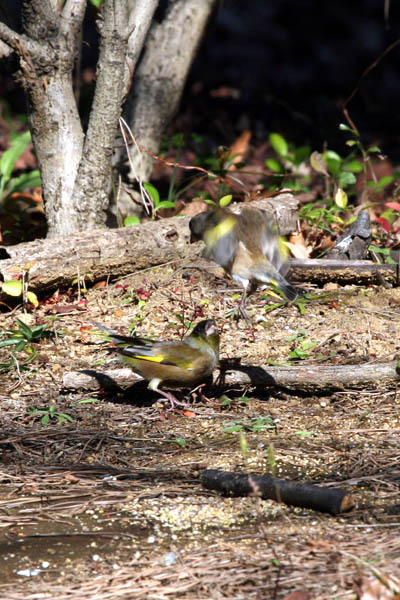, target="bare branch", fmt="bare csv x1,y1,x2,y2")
124,0,158,89
60,0,87,39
